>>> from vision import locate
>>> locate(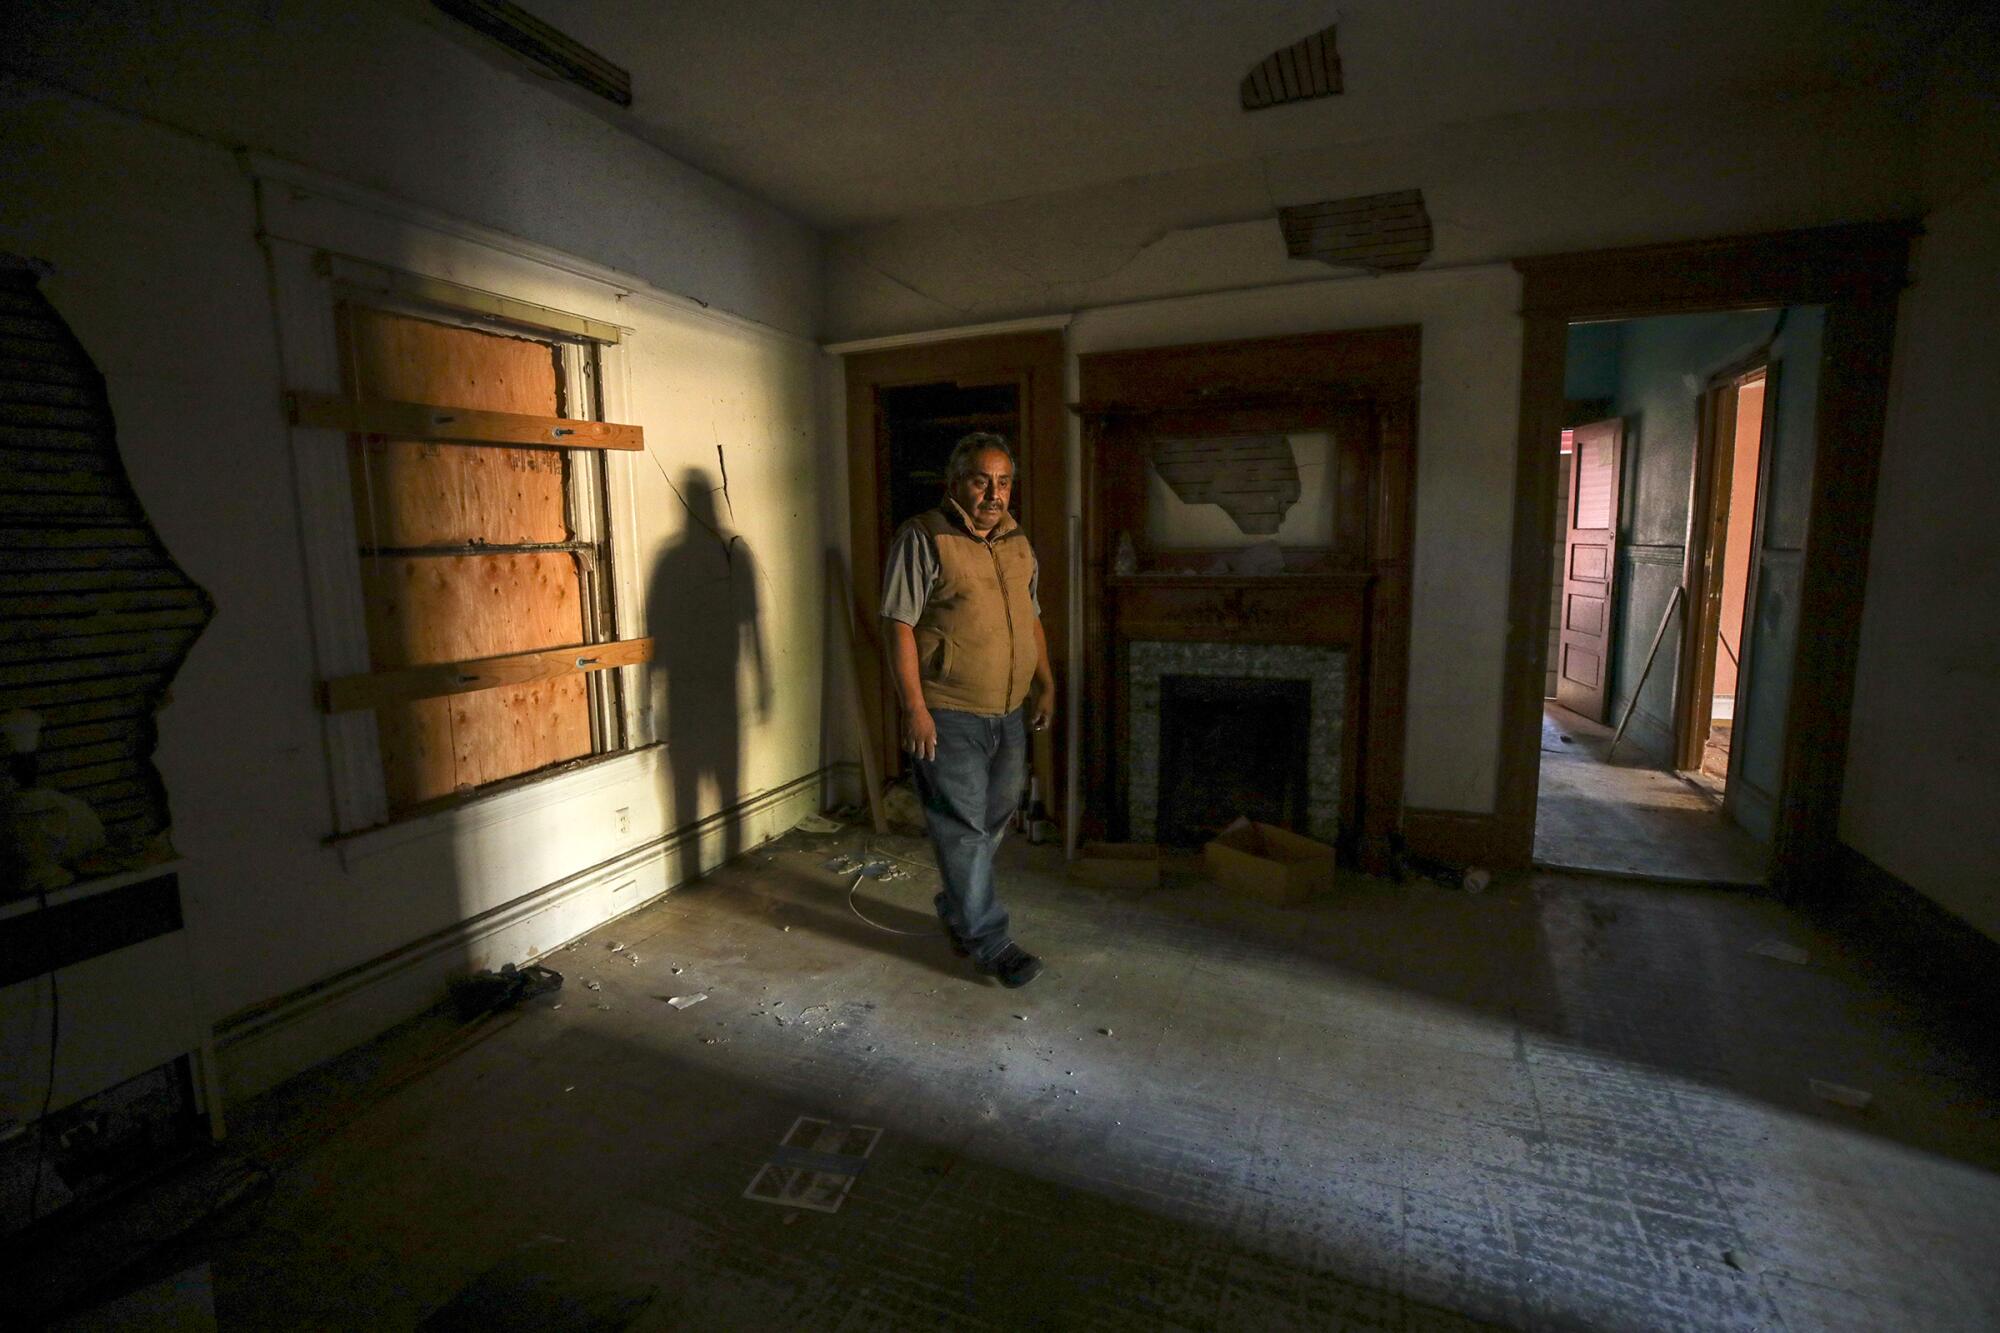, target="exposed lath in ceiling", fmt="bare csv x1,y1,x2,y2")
1241,24,1343,111
434,0,633,107
1279,189,1433,272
